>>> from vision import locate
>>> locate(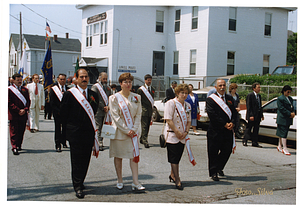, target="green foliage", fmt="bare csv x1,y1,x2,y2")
287,32,297,65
